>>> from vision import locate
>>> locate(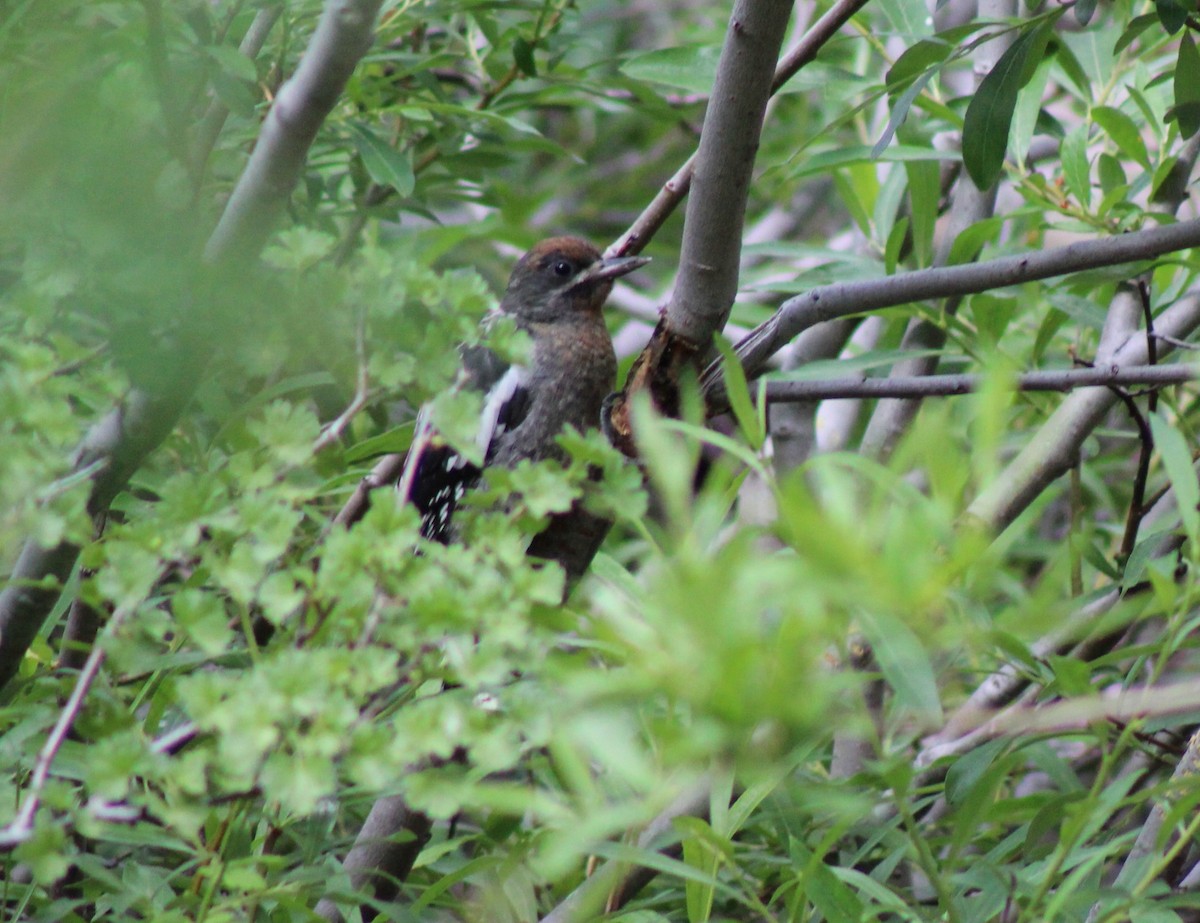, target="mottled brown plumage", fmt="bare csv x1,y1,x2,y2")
407,236,648,582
